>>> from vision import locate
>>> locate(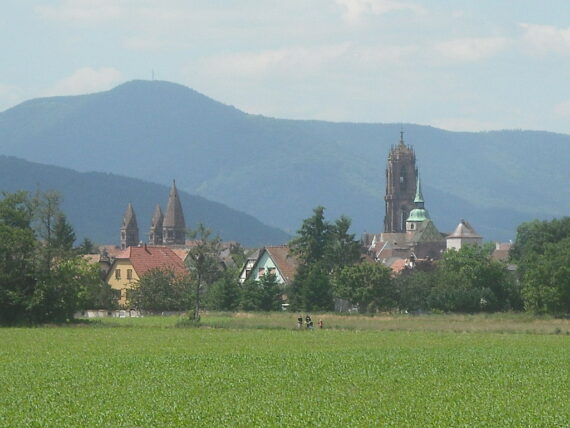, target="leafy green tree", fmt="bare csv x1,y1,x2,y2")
326,216,362,271
207,268,241,311
240,273,283,311
289,207,360,311
334,262,395,312
395,270,436,313
29,257,101,323
289,262,334,312
430,246,519,312
129,267,191,312
186,224,223,321
0,192,37,324
511,217,570,263
290,206,332,265
521,237,570,314
257,273,283,311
